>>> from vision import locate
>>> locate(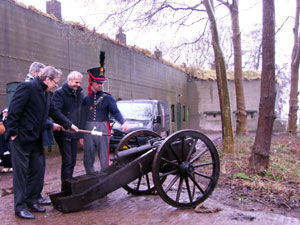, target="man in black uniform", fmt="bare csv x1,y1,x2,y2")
7,66,79,219
80,52,129,174
52,71,84,191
